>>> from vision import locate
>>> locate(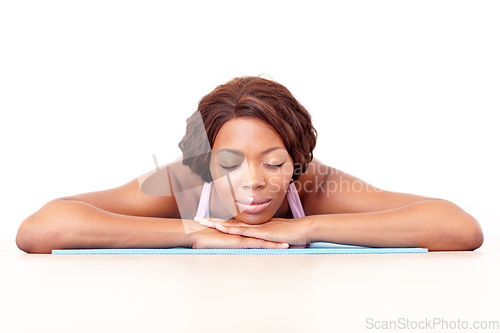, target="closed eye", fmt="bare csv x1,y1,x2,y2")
265,163,284,168
219,162,284,170
220,165,238,170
